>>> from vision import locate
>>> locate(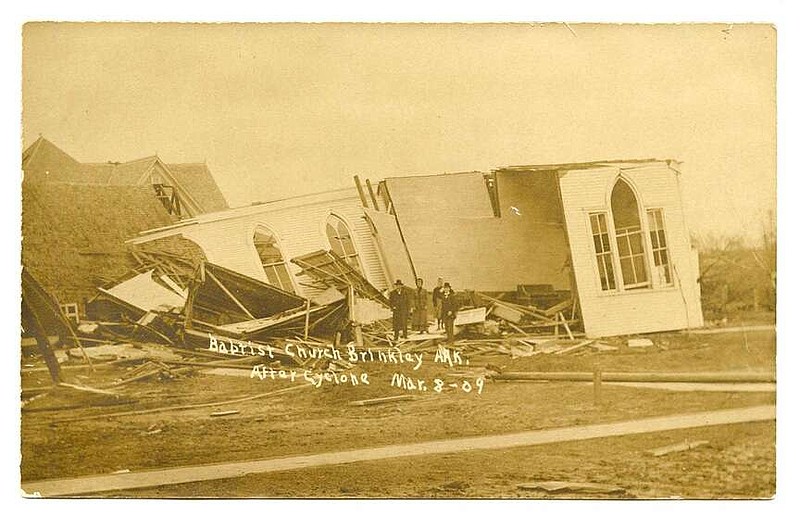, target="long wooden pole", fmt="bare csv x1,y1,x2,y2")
303,299,311,340
352,175,369,208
